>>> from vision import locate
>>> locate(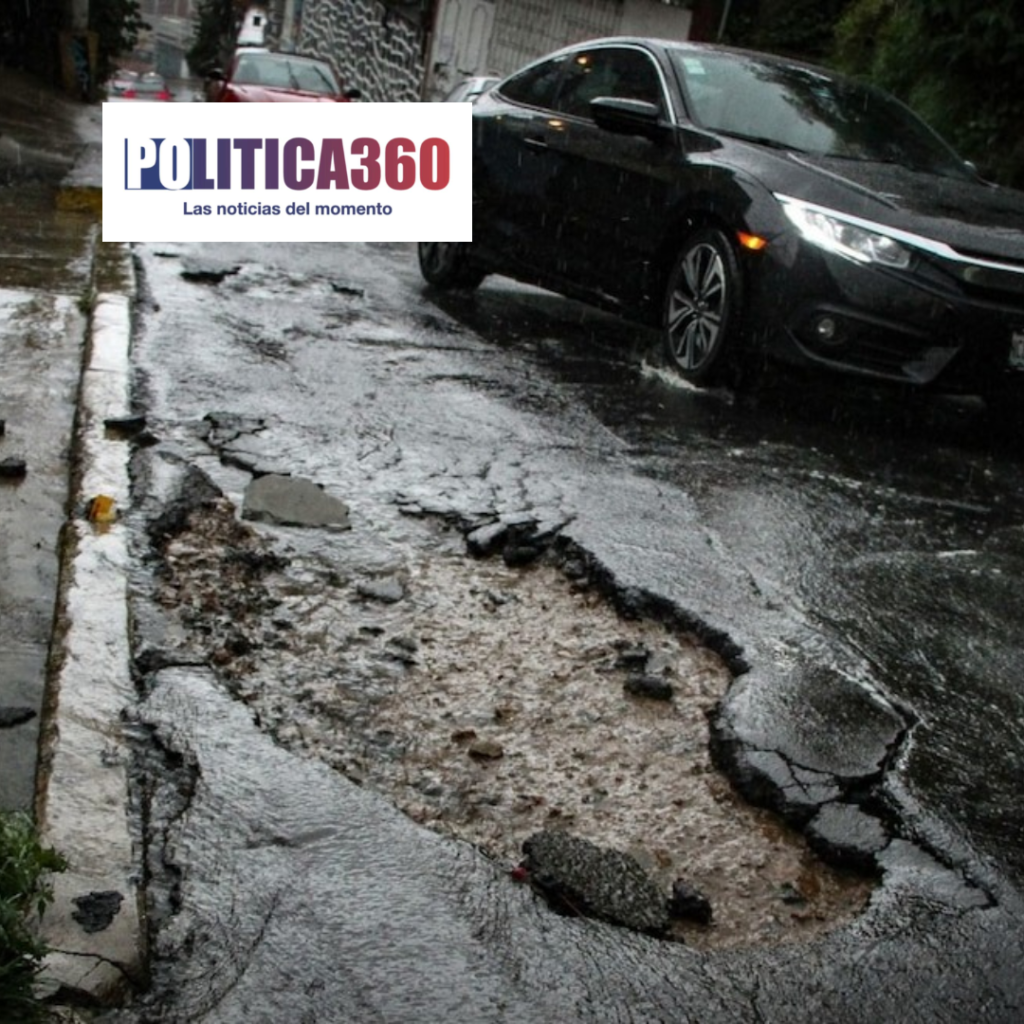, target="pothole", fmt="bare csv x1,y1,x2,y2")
150,498,874,950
